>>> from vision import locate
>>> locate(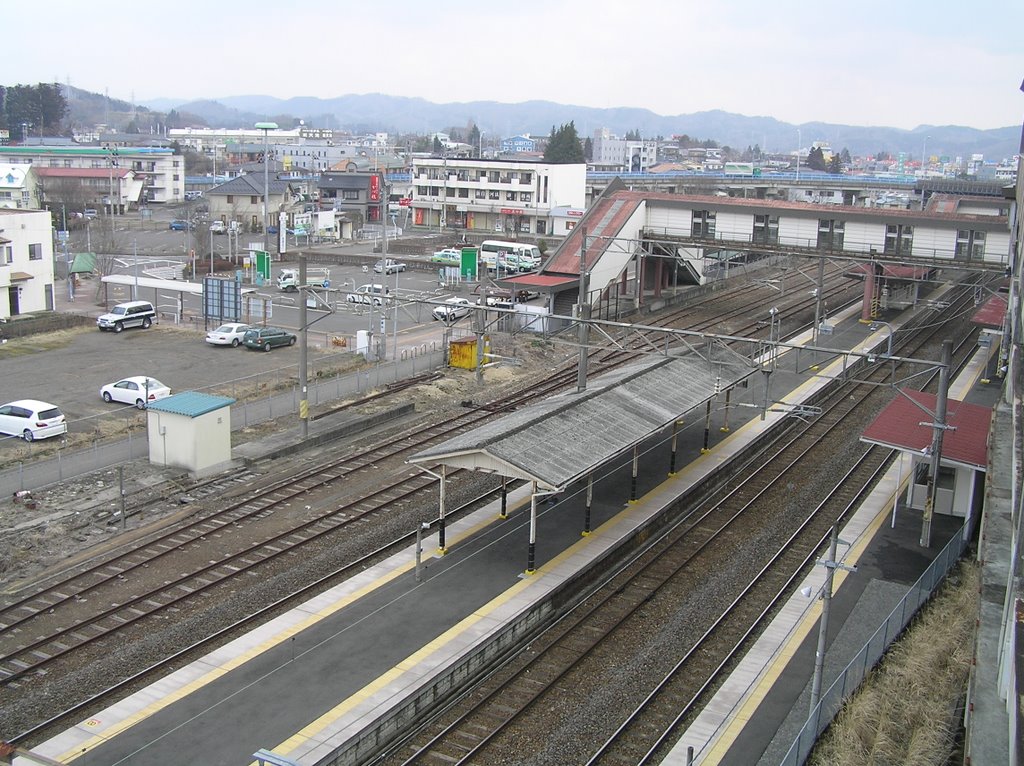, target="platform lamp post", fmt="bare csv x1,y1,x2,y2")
255,122,278,258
